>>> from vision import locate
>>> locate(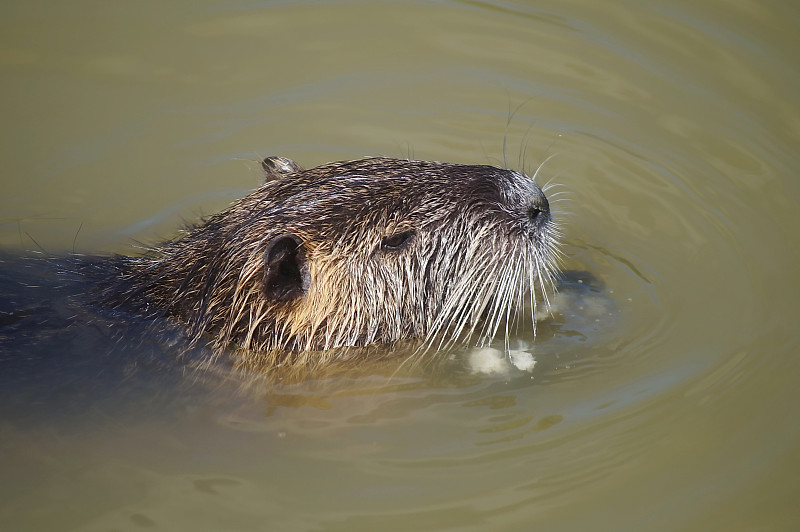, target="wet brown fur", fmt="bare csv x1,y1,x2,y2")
97,157,561,370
